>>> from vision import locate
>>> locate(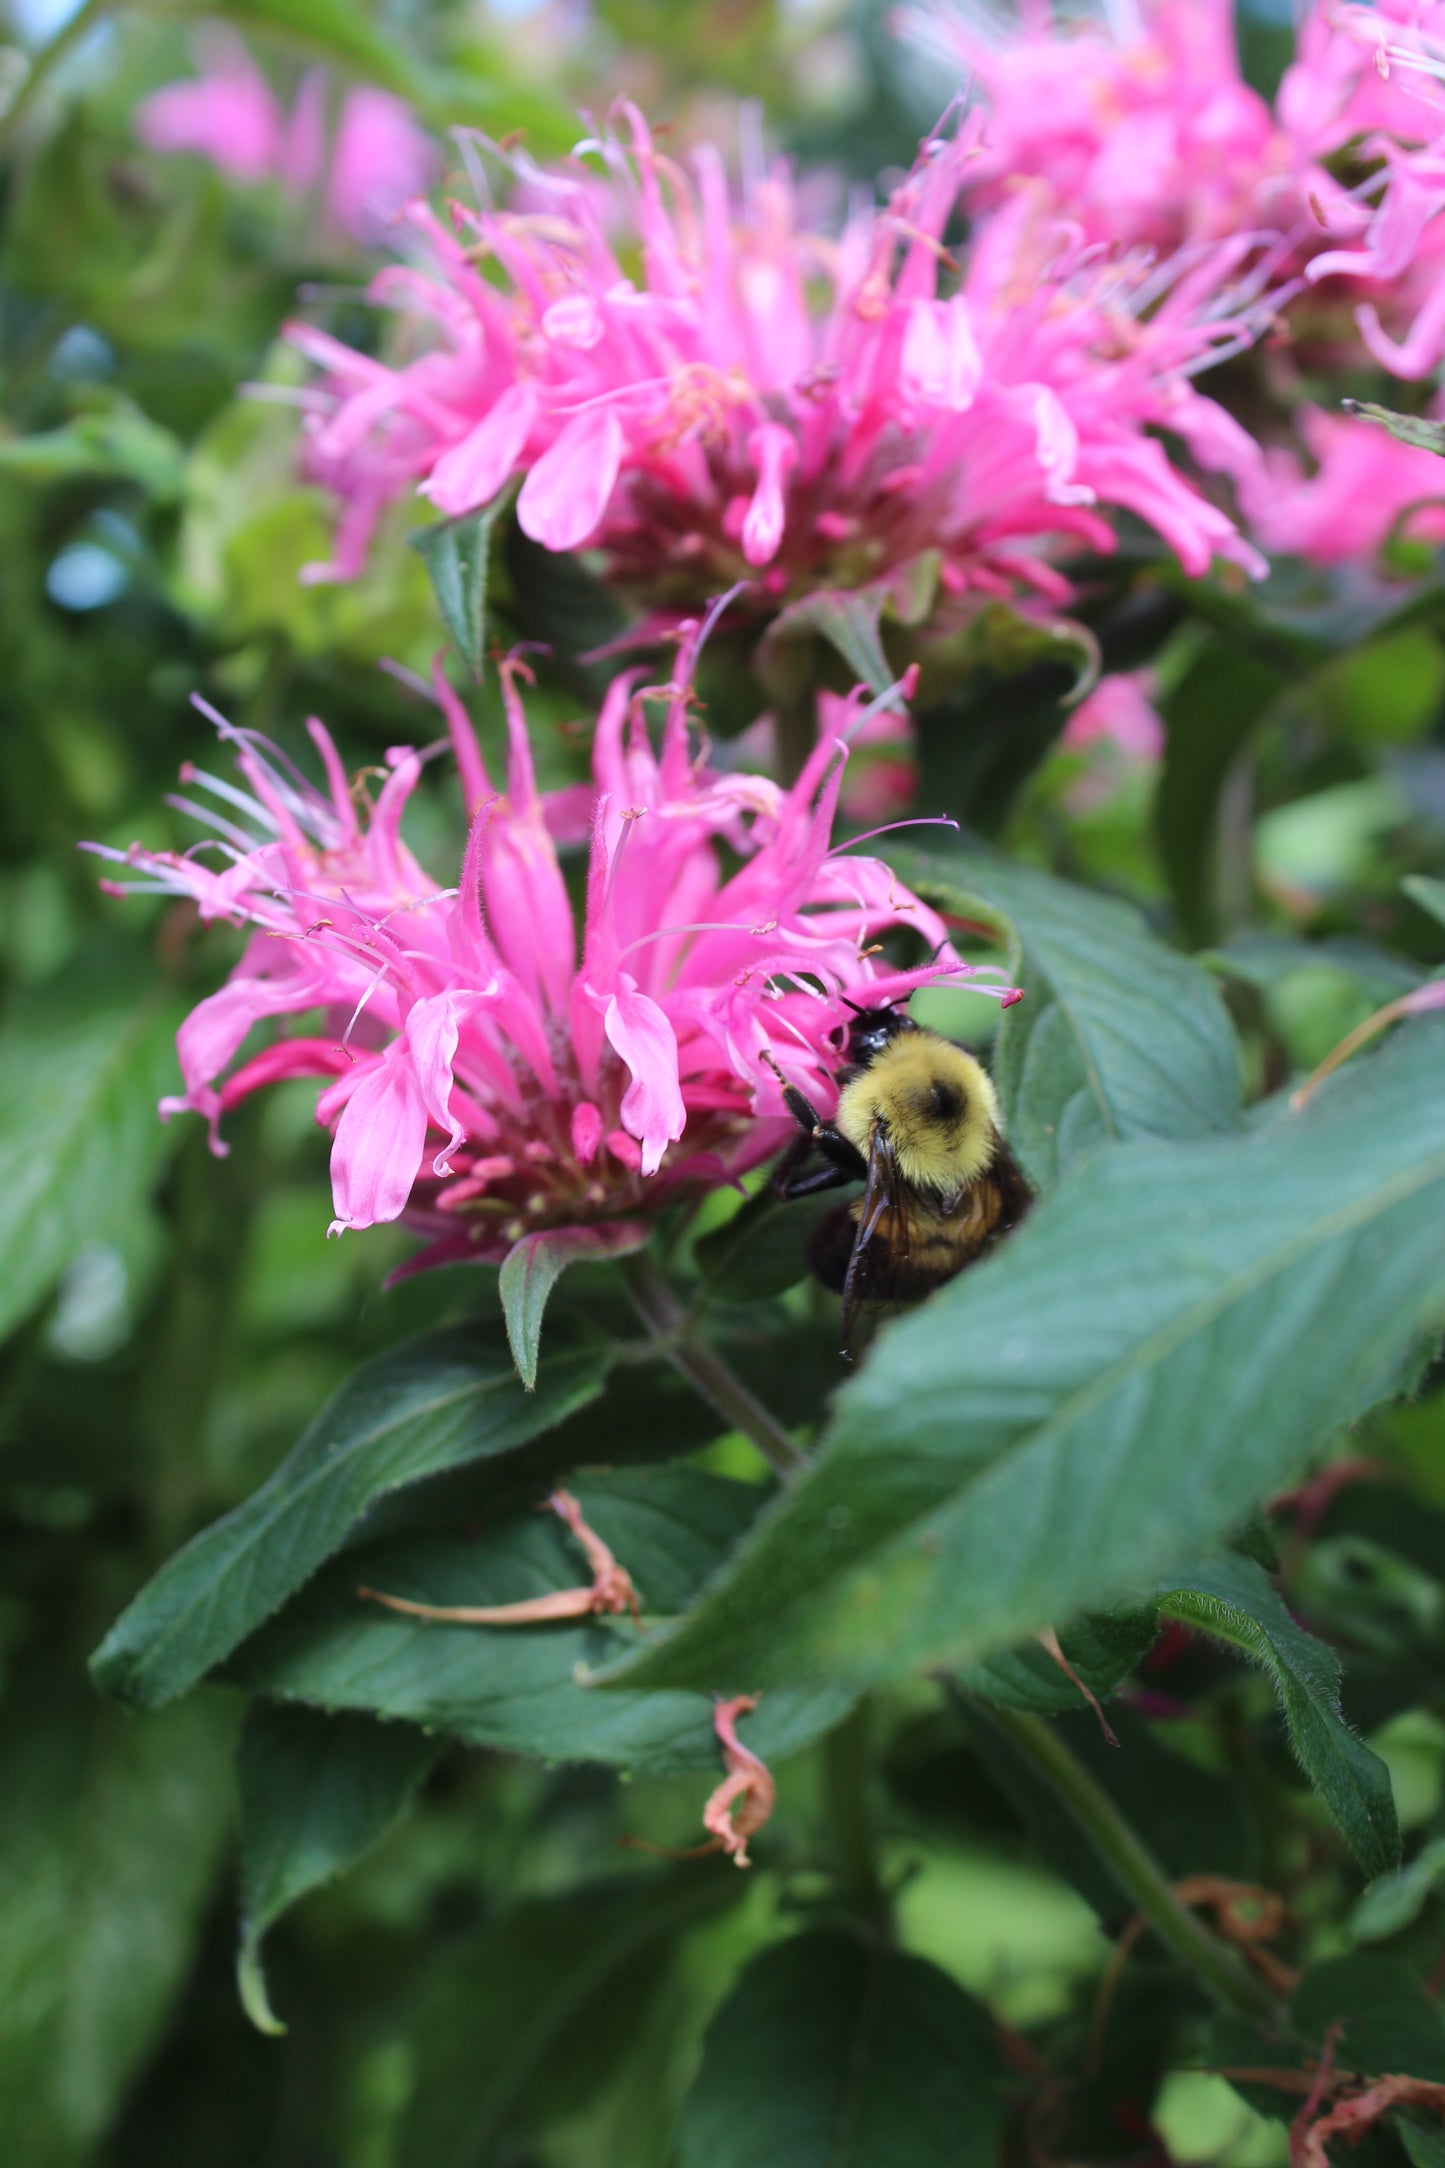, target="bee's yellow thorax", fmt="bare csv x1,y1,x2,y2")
835,1037,1000,1195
